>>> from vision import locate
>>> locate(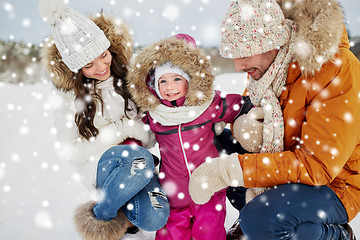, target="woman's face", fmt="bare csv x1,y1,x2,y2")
81,50,112,81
